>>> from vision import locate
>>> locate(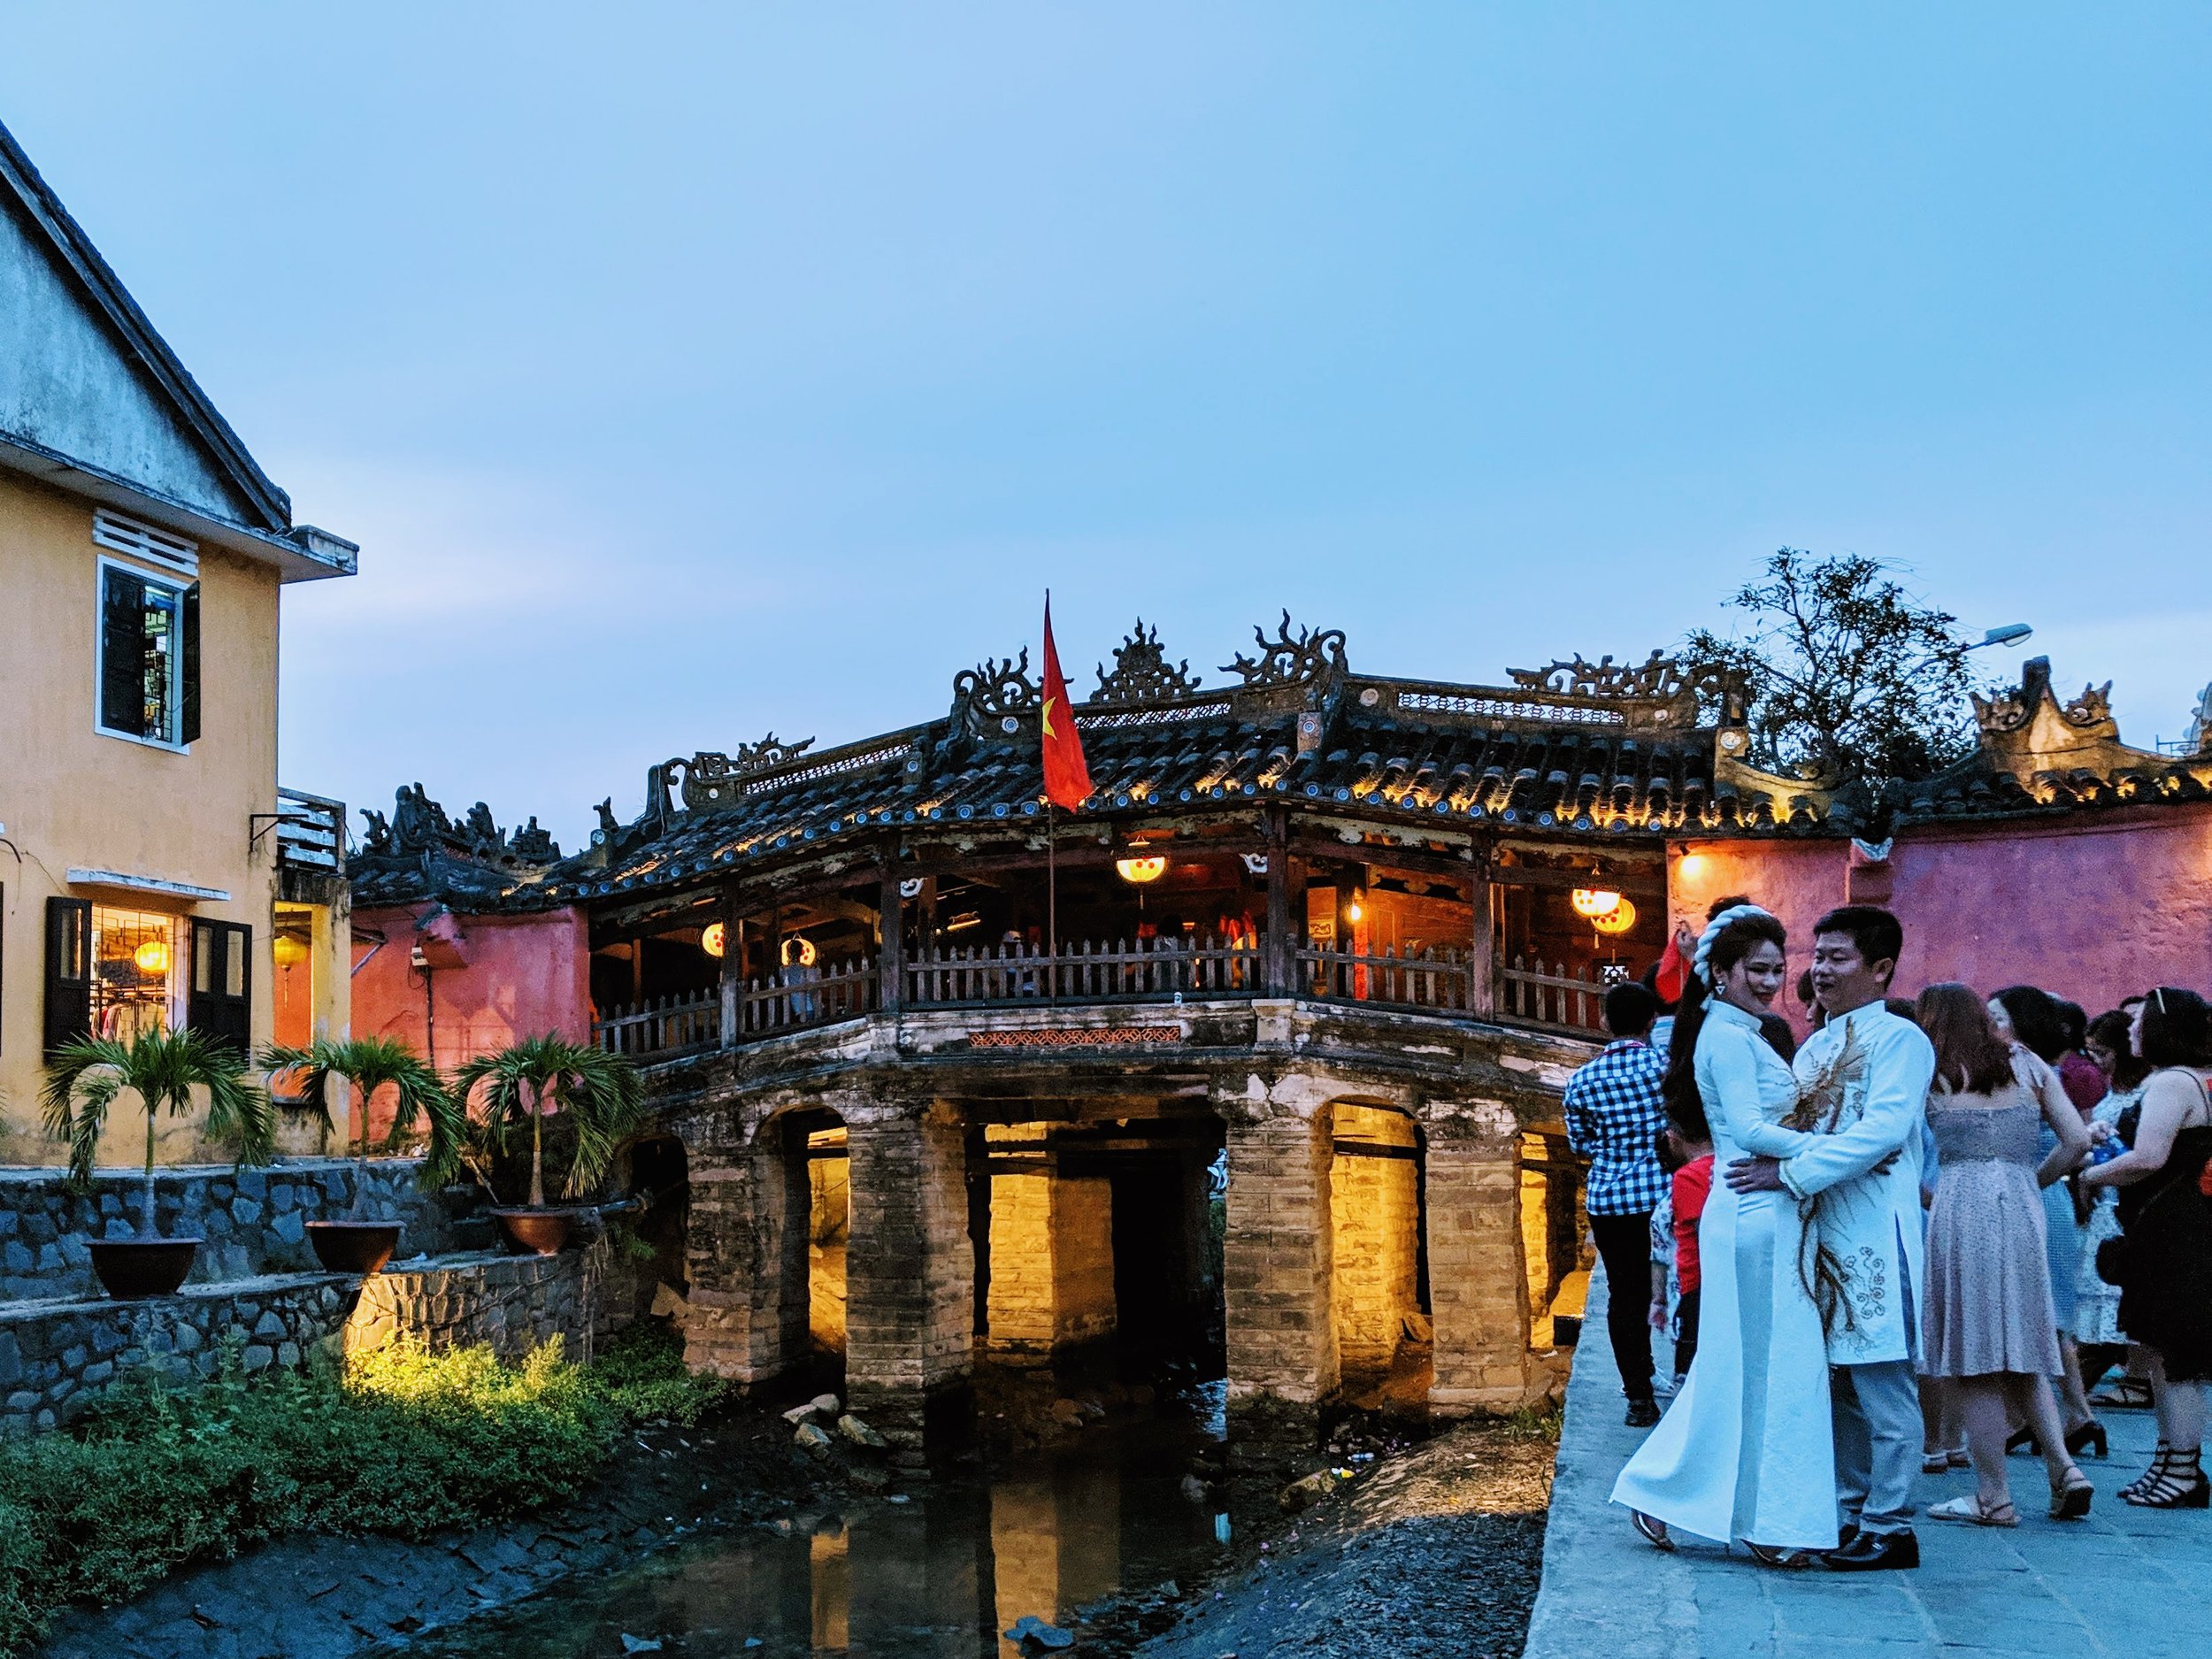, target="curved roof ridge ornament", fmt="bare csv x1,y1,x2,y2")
1091,618,1202,704
951,647,1041,733
1220,611,1349,689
